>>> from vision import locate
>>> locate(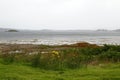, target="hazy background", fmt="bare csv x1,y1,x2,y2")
0,0,120,30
